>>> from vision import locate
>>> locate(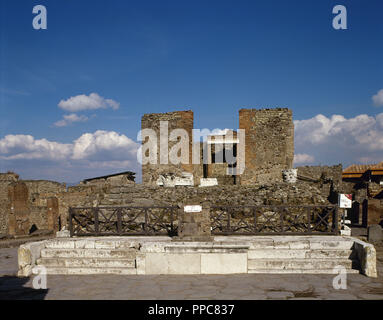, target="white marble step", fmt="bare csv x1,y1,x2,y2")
248,249,353,259
41,248,136,259
32,267,137,275
248,268,360,274
37,257,135,268
248,258,357,270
